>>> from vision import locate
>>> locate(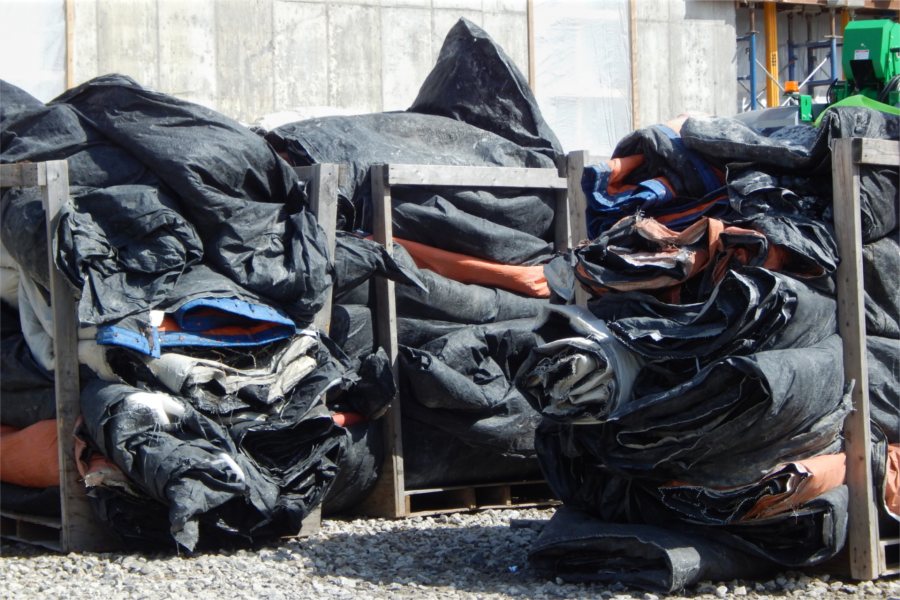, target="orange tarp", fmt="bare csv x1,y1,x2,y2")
393,237,550,298
0,420,59,488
